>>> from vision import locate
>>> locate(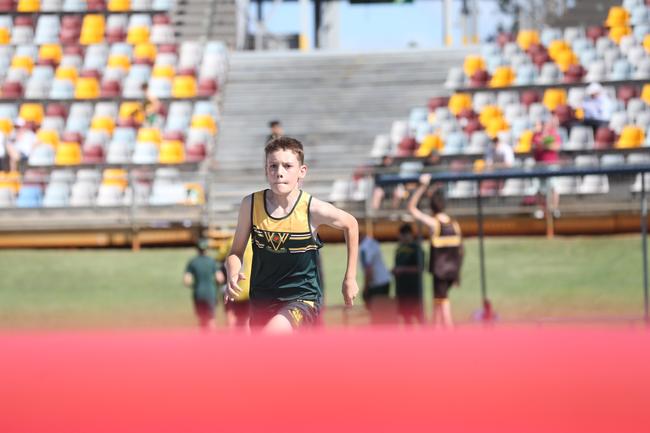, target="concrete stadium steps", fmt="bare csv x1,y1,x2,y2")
173,0,238,46
209,48,476,225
